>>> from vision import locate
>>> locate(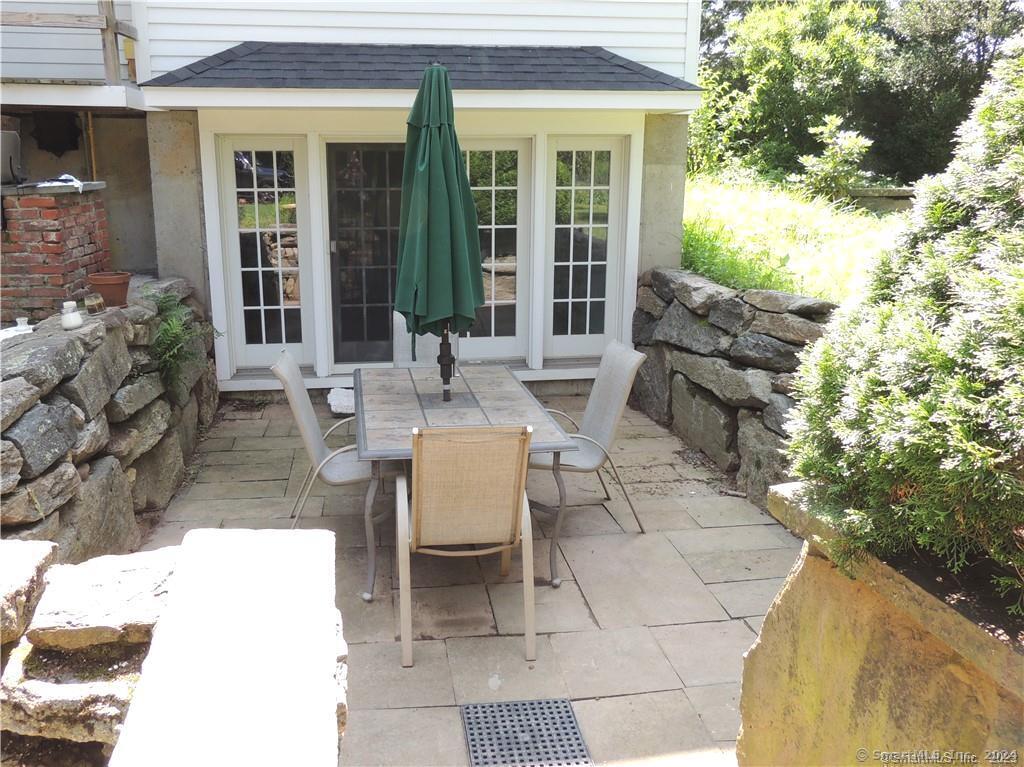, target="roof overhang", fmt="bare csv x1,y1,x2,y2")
140,87,701,113
0,82,148,110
